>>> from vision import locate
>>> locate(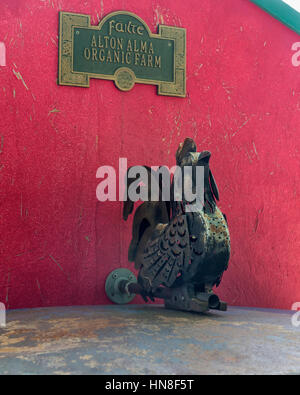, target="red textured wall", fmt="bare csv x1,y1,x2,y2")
0,0,299,310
